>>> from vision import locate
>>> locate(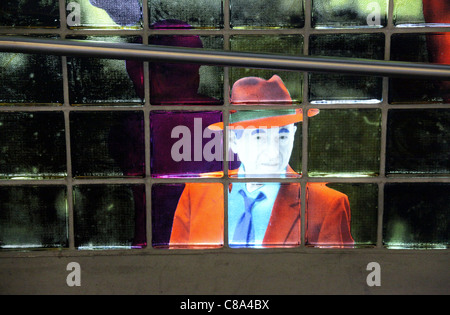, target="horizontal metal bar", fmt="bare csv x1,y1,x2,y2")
1,36,450,79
